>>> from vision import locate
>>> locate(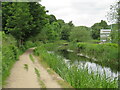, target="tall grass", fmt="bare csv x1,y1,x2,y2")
2,33,25,85
77,43,118,66
34,45,118,88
